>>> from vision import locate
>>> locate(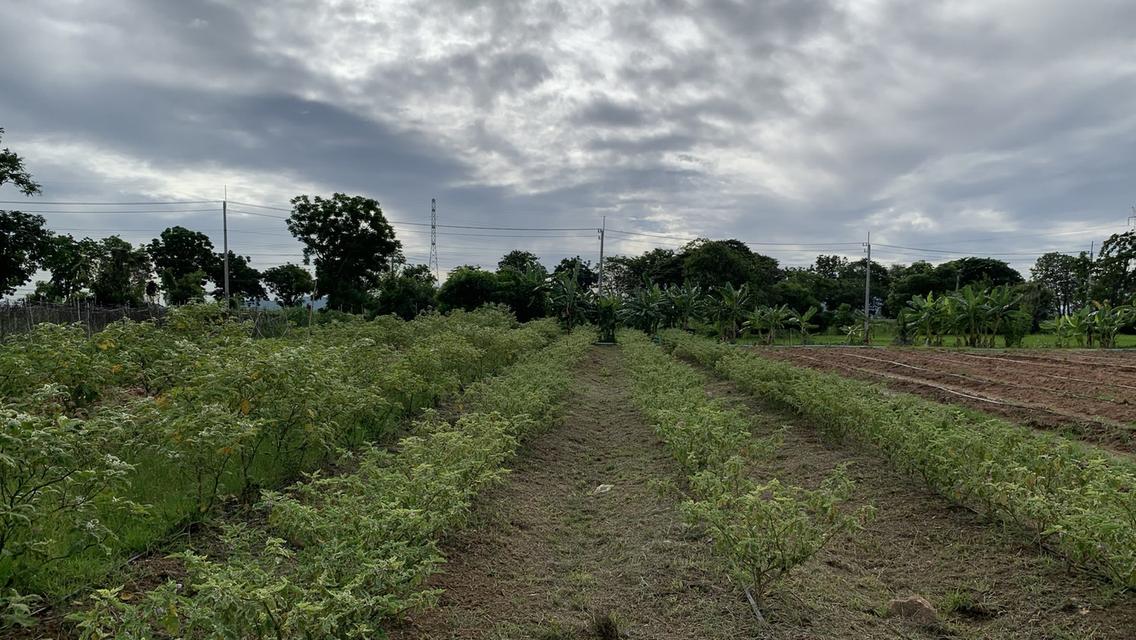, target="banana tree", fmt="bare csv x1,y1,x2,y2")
1091,301,1134,348
591,294,621,343
985,285,1023,347
712,283,751,342
665,283,705,331
621,284,666,335
950,285,989,347
549,270,588,331
789,306,820,345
